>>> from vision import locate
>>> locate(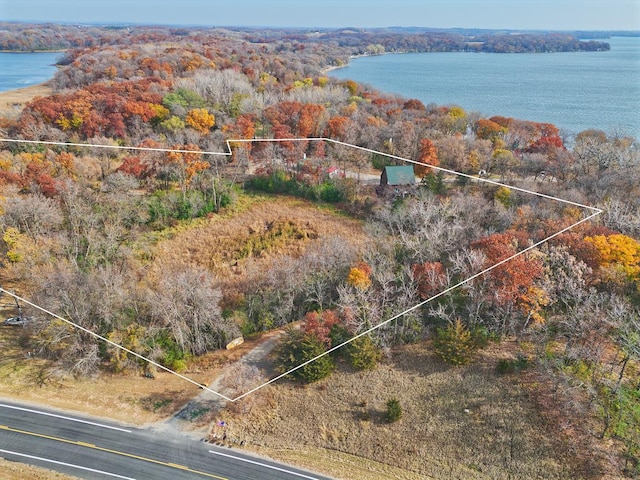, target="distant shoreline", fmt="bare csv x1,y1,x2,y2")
0,49,66,53
322,52,392,73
